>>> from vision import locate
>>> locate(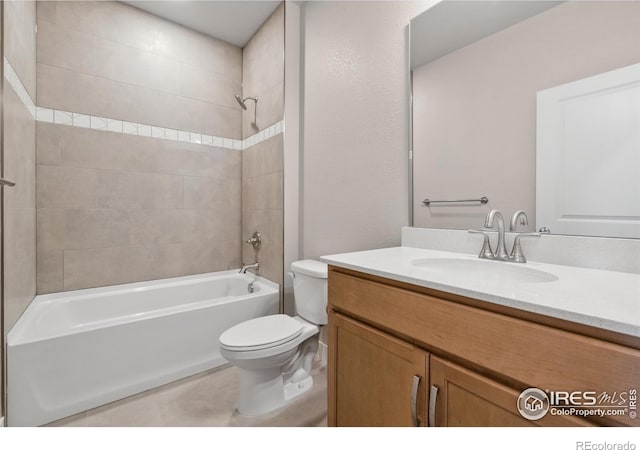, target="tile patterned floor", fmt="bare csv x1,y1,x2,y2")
46,363,327,427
